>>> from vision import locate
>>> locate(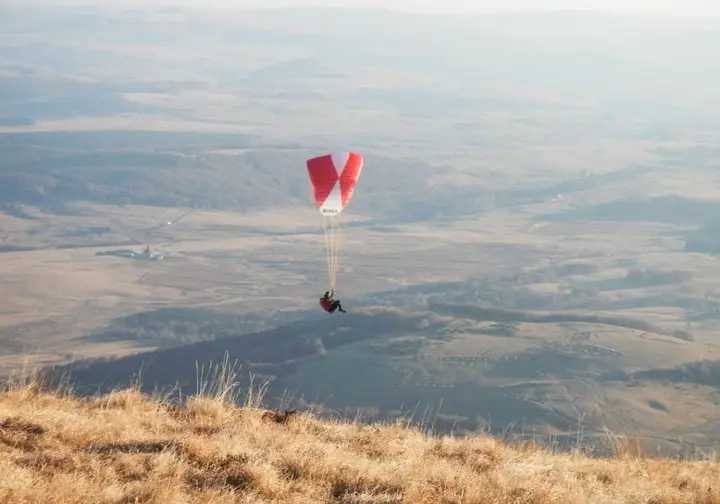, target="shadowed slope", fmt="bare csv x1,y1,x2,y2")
60,308,436,395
